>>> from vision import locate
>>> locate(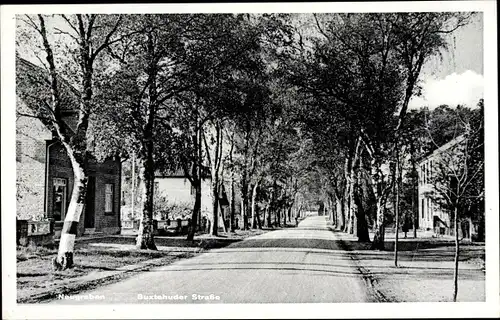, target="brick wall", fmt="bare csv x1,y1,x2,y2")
16,63,121,235
46,142,79,235
49,145,121,234
41,139,121,236
93,163,121,234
